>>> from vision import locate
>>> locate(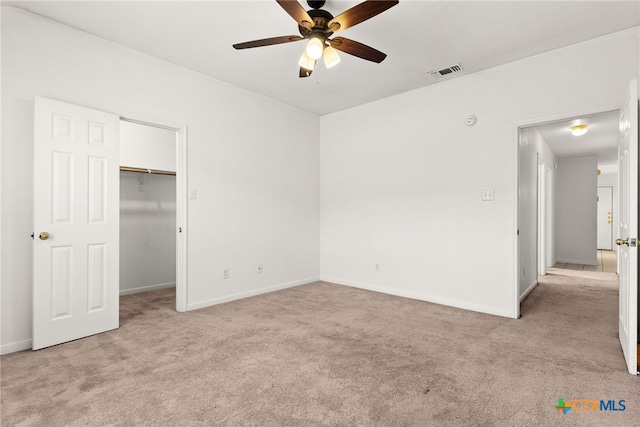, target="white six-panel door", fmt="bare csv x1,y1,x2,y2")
33,97,119,350
617,80,638,375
